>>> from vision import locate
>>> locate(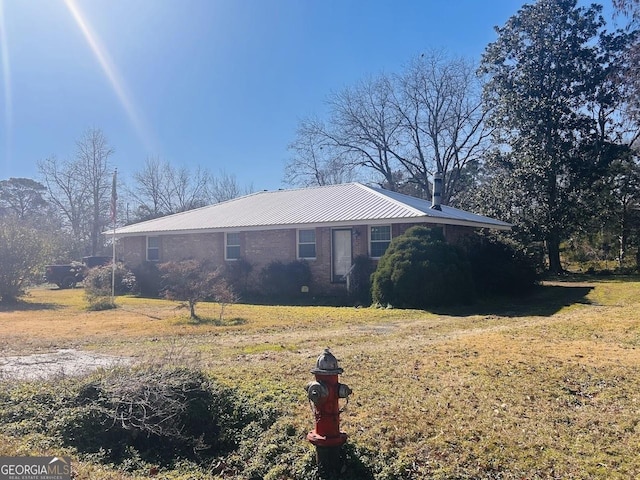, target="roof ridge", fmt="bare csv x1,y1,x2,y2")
357,183,428,216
